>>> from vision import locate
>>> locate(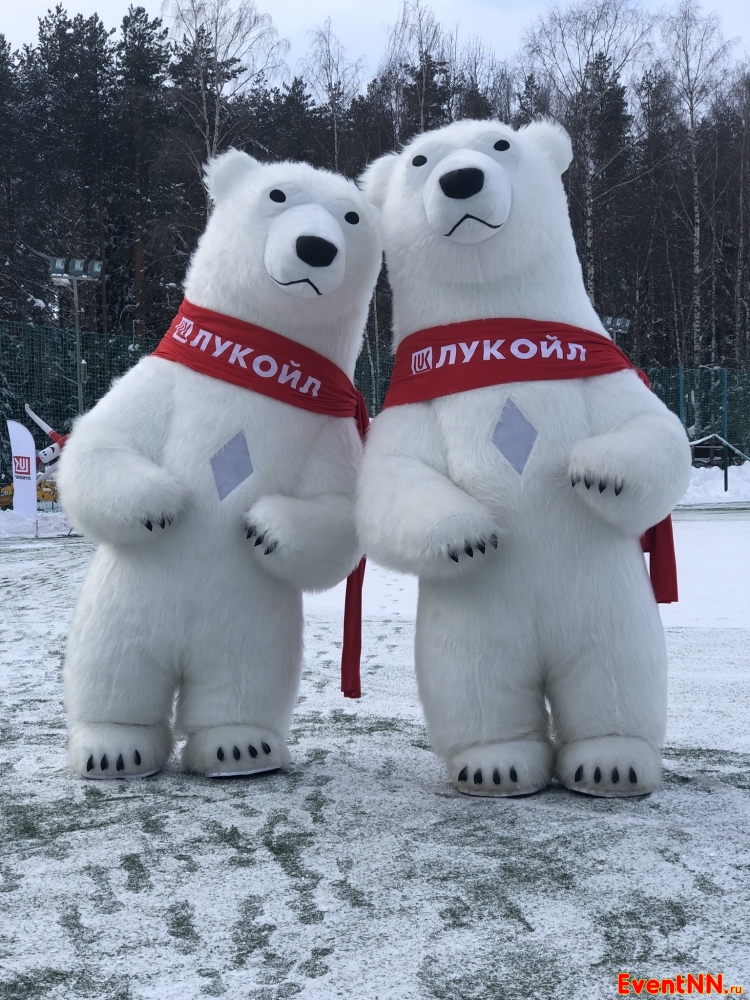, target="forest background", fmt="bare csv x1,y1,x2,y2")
0,0,748,435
